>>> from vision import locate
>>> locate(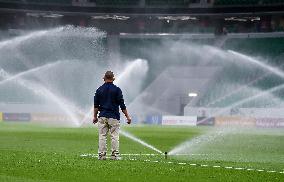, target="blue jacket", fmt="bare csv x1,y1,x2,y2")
94,82,126,120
